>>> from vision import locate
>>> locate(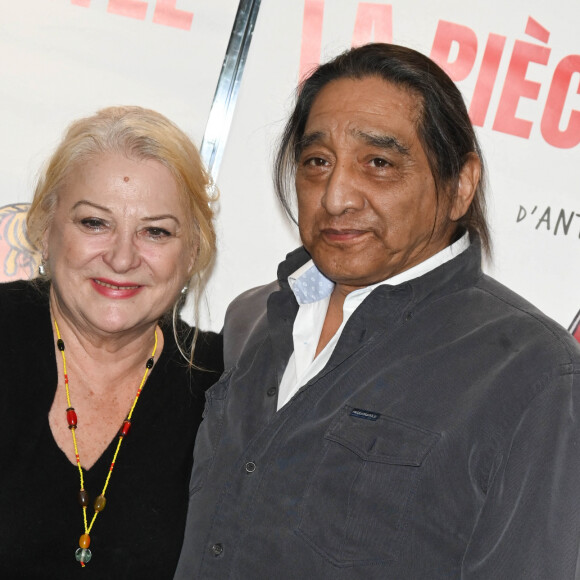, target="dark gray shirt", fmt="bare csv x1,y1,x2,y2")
175,239,580,579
